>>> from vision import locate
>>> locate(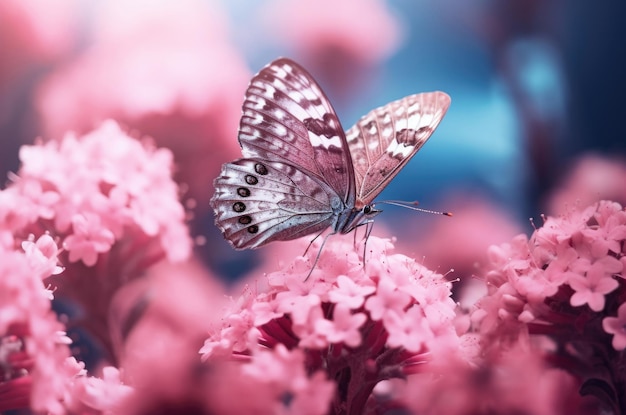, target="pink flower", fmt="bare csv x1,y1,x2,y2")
21,233,64,277
399,343,588,415
547,155,626,213
263,0,400,64
261,0,401,100
241,345,335,415
0,0,77,90
0,243,77,413
328,274,376,309
314,304,367,347
201,234,459,414
602,303,626,350
364,277,412,321
64,213,115,266
568,256,621,312
474,200,626,412
35,0,248,210
15,121,192,266
64,366,132,413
